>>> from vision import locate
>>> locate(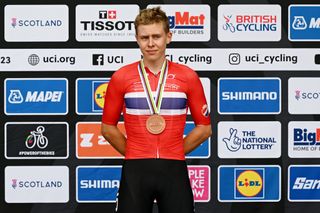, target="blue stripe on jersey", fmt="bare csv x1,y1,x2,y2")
125,97,187,110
